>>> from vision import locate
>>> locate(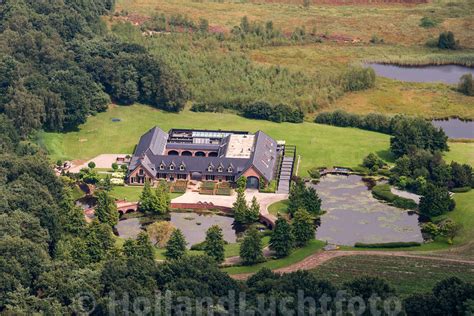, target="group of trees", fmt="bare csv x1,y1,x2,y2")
315,111,449,157
458,73,474,96
232,180,260,225
0,0,187,136
138,180,171,214
270,209,316,258
287,178,322,217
